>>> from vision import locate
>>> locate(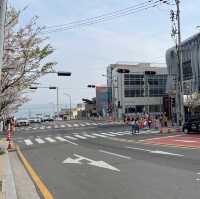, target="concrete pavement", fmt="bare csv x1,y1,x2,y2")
13,122,200,199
